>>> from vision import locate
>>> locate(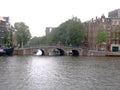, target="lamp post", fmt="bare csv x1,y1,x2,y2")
21,35,23,48
19,33,23,48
